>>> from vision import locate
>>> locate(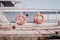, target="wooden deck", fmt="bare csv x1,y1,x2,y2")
0,25,60,40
